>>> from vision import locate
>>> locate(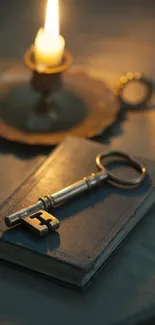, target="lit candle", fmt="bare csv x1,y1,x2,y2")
34,0,65,68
